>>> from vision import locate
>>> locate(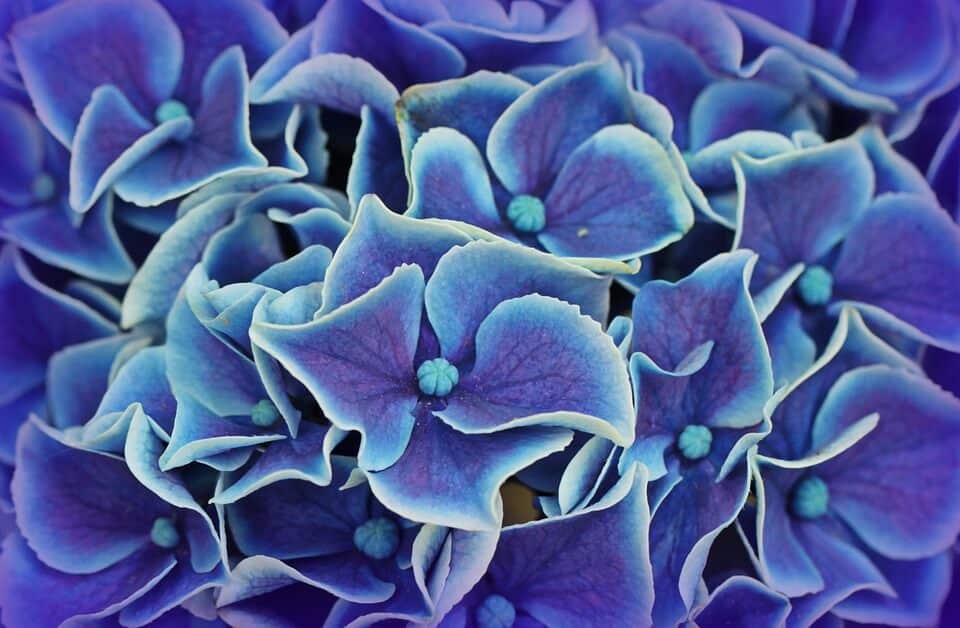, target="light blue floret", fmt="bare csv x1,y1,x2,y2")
796,265,833,307
154,99,190,124
677,424,712,460
791,475,829,519
150,517,180,549
250,399,281,428
416,357,459,397
506,195,546,234
475,594,516,628
353,517,400,560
